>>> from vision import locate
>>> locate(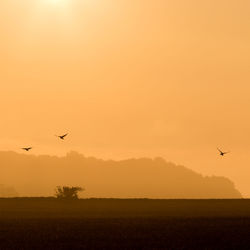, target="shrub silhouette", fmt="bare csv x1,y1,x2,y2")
55,186,84,199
